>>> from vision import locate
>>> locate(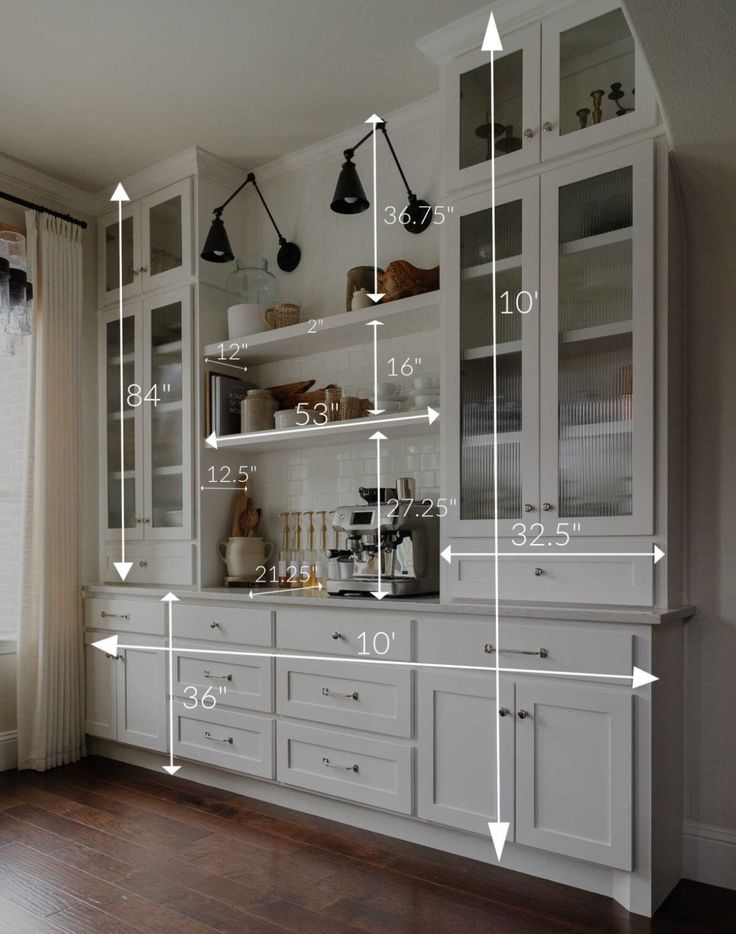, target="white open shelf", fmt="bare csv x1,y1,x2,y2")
212,410,438,453
203,290,440,366
560,227,632,256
